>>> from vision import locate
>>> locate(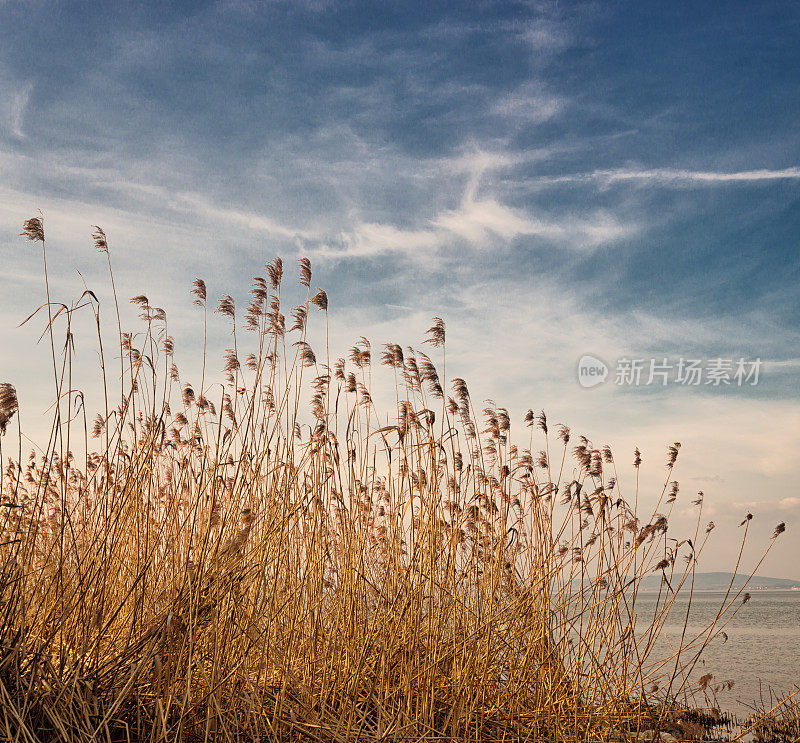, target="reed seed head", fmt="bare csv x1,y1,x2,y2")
91,225,108,253
0,383,18,435
20,215,45,242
